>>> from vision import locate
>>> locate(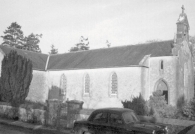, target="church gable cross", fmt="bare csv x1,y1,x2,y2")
181,5,185,14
